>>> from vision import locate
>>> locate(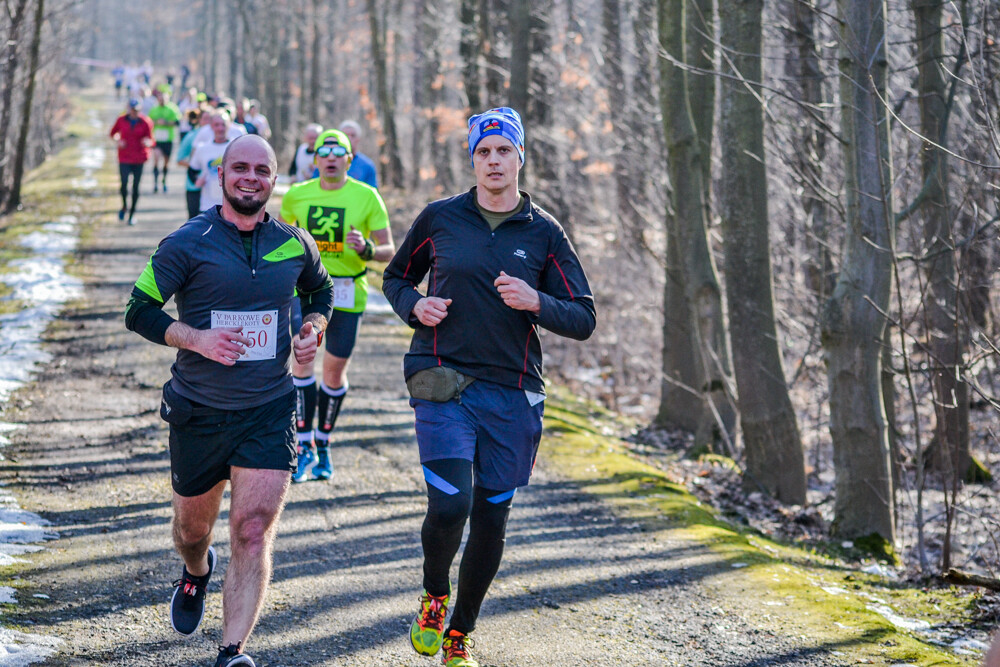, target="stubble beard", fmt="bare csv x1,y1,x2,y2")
225,190,266,216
